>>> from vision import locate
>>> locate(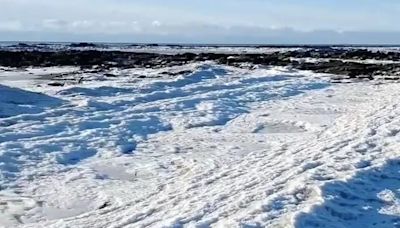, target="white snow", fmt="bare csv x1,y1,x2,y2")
290,57,400,65
1,62,400,227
